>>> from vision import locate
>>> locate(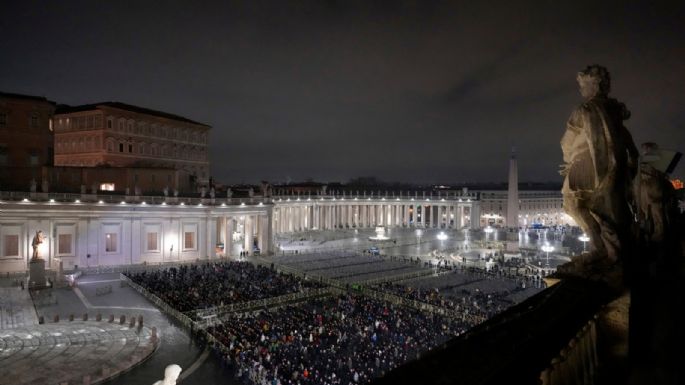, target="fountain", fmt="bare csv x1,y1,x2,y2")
368,226,392,242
